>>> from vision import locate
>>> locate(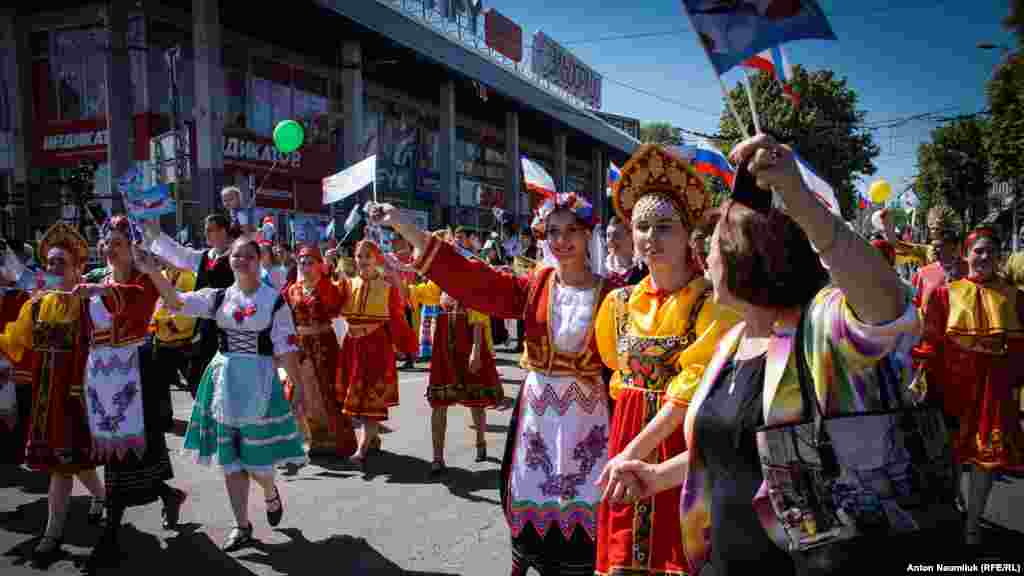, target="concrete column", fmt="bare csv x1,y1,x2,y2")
553,131,567,192
592,147,607,223
192,0,225,220
439,80,456,220
504,110,519,219
1,9,31,240
341,41,363,216
105,0,134,214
